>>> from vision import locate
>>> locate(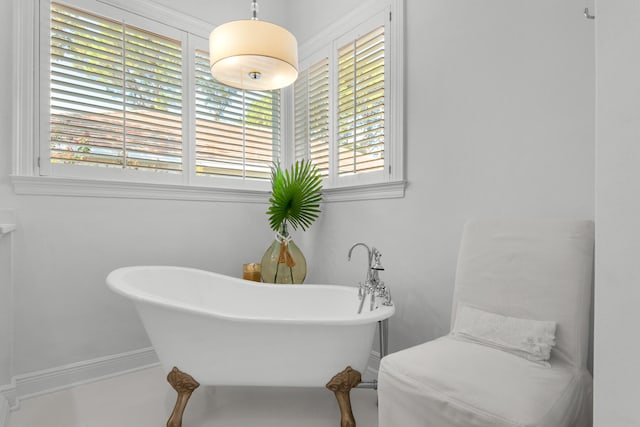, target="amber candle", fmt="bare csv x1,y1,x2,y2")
242,263,262,282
